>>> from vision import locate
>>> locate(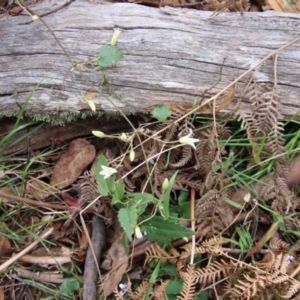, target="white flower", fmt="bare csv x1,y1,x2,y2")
32,15,39,21
162,178,169,191
92,131,106,138
129,150,135,162
243,193,251,203
134,226,143,239
110,28,121,46
178,129,199,149
87,99,96,111
119,133,128,142
99,166,117,179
